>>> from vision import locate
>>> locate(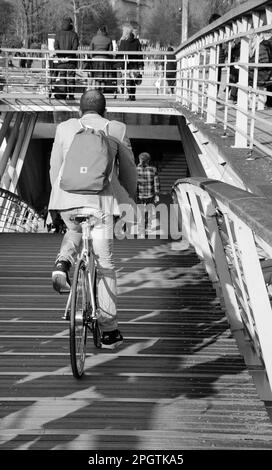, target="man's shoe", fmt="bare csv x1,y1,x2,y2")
101,329,123,350
52,259,71,292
